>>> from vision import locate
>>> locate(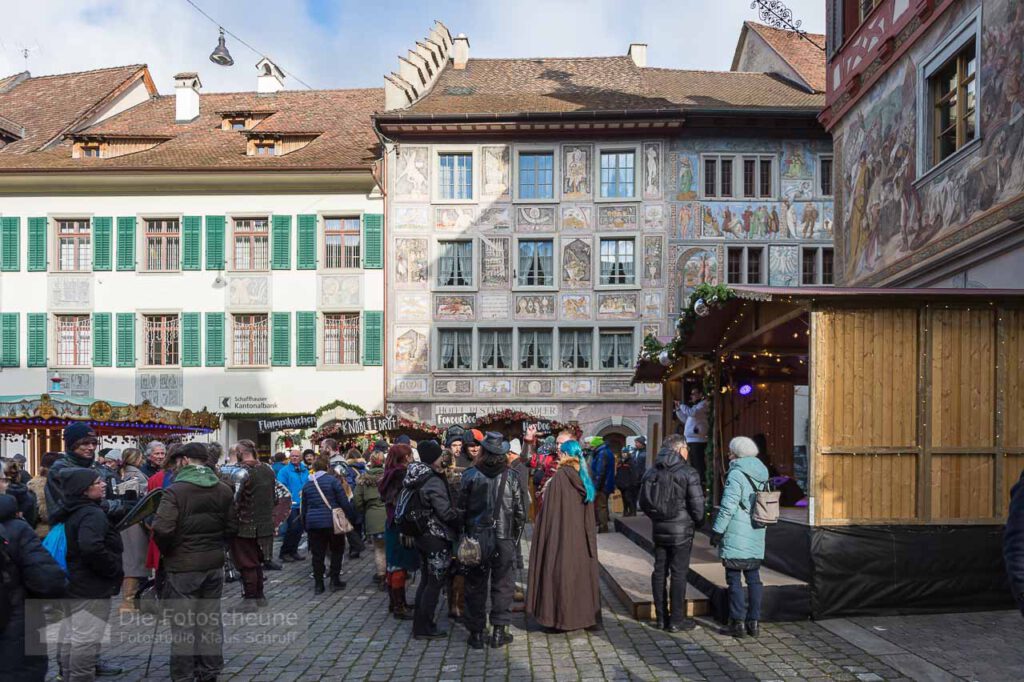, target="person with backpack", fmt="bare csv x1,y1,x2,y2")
398,440,461,640
378,443,419,621
710,436,770,638
587,437,616,533
460,433,526,649
639,435,704,632
301,454,357,595
1,490,67,682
